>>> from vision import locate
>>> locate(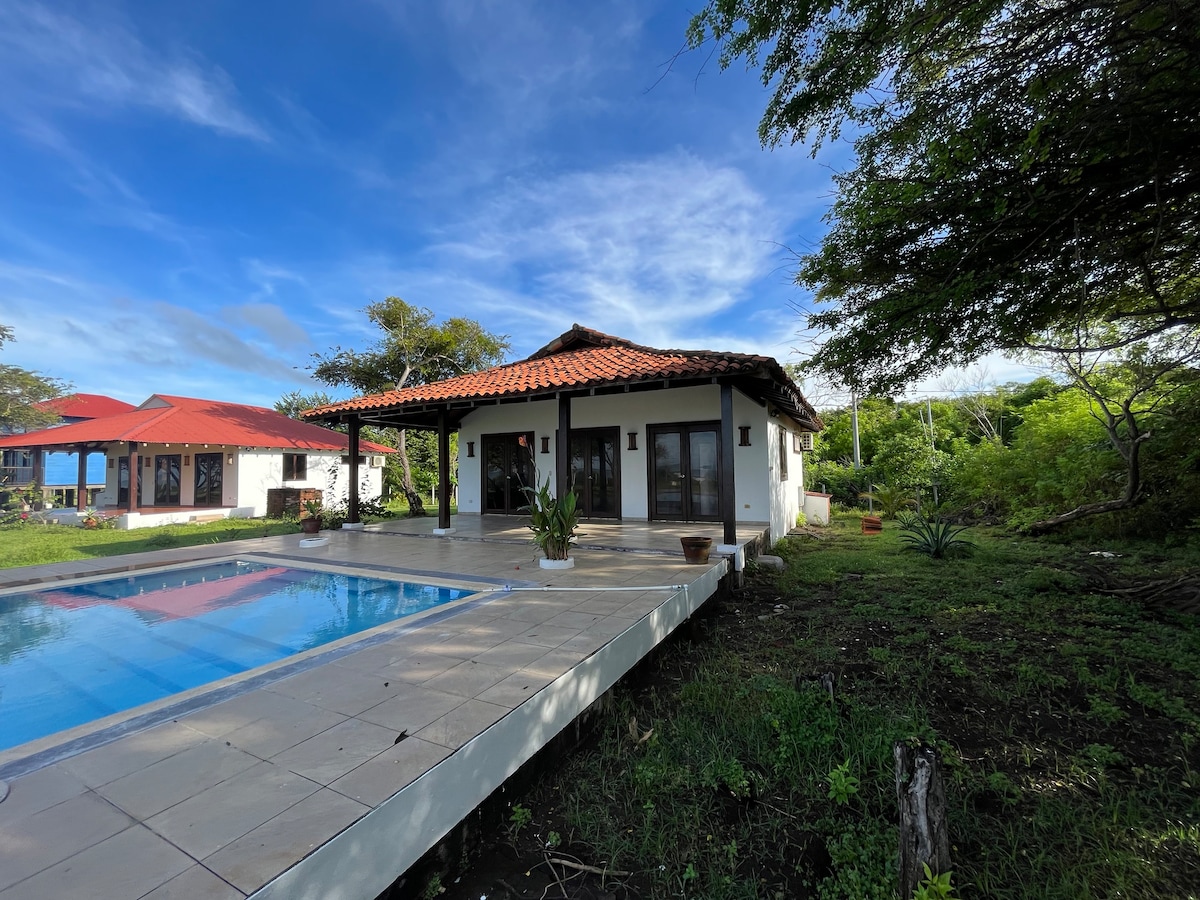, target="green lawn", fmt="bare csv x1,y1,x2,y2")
449,511,1200,900
0,518,302,569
